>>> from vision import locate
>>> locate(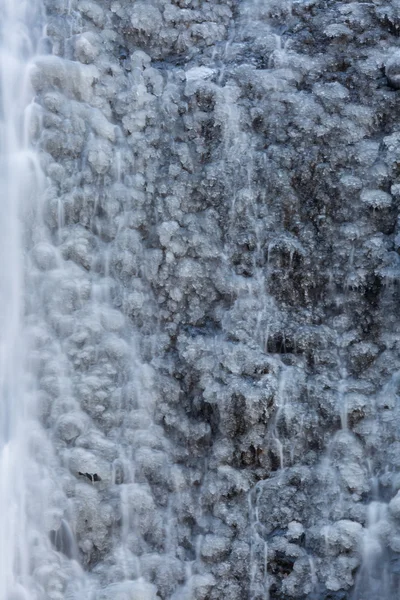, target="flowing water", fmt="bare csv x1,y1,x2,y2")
0,1,45,597
3,0,400,599
0,1,171,598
